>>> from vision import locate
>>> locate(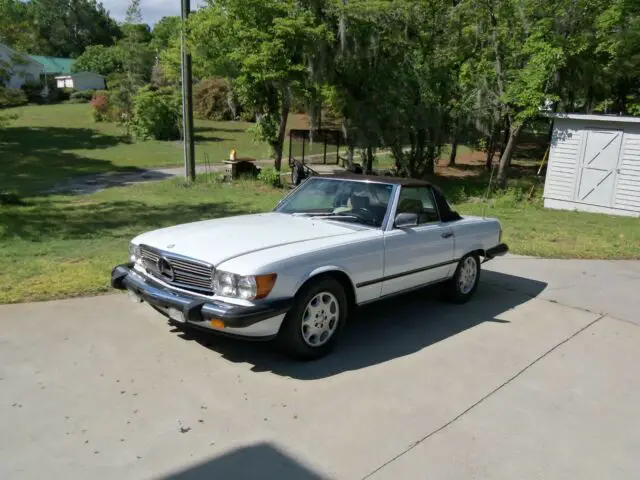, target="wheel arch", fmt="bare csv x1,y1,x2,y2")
459,245,486,260
293,267,357,313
